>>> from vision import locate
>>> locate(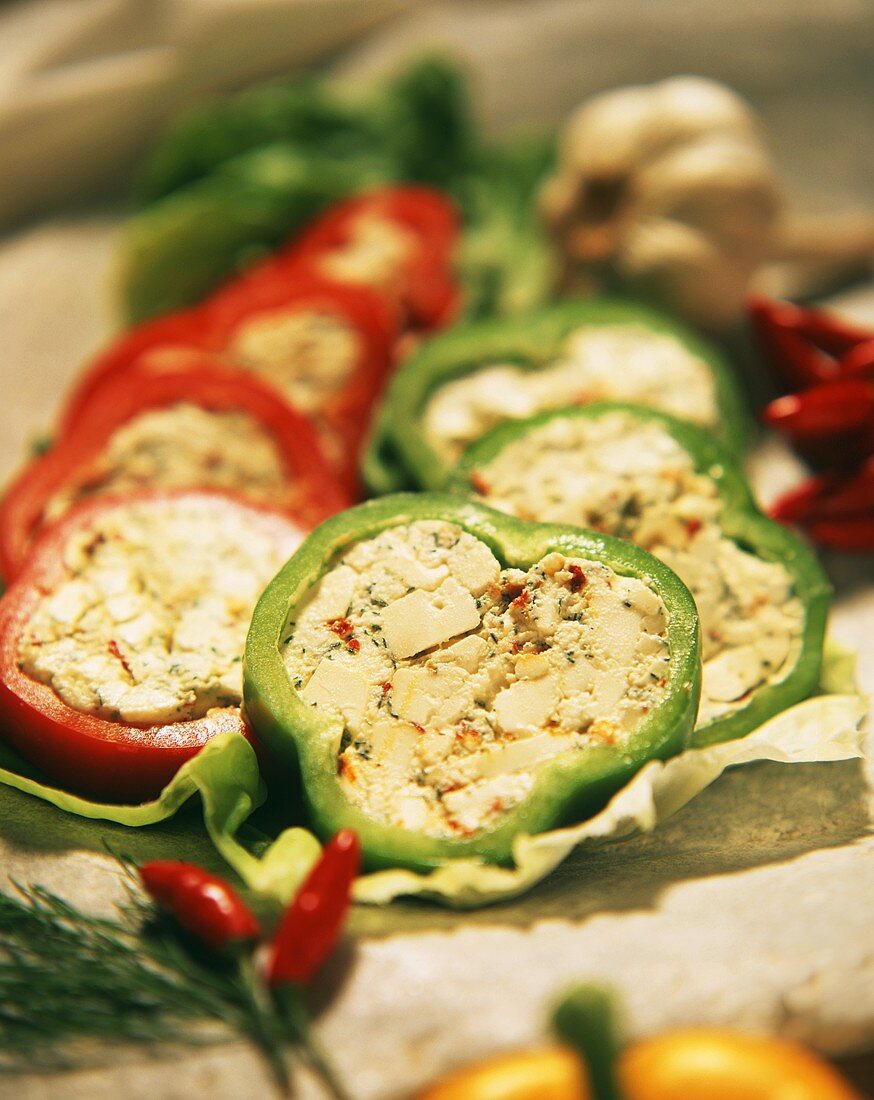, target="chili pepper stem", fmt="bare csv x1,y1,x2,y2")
236,953,291,1095
552,985,624,1100
274,983,353,1100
